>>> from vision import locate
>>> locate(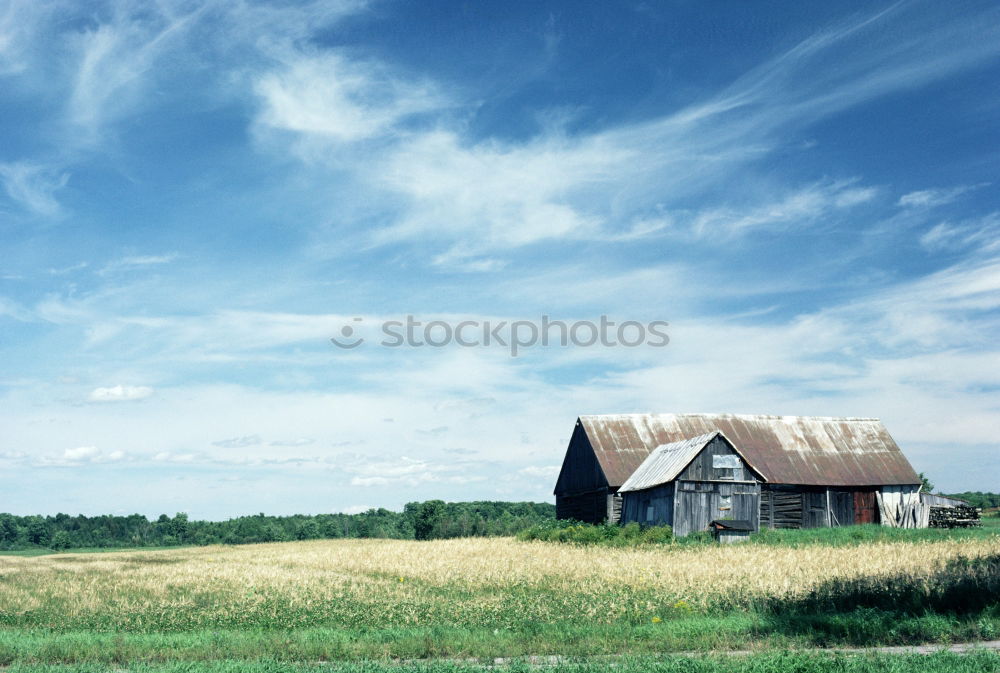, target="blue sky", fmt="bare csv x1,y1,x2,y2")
1,0,999,518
